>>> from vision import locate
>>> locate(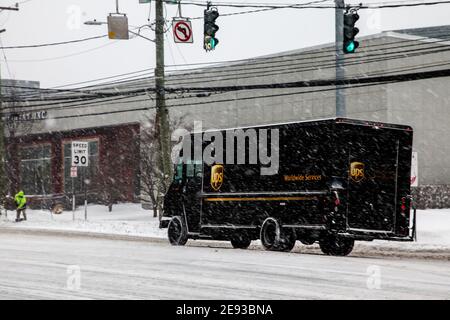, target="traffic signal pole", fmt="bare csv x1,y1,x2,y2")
335,0,346,117
155,0,173,185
